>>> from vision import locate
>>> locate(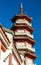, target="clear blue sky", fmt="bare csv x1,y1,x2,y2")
0,0,41,65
